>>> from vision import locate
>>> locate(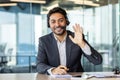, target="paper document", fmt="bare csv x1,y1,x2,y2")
84,72,120,78
94,74,120,78
51,74,72,78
